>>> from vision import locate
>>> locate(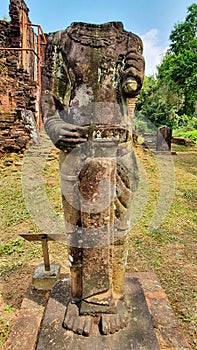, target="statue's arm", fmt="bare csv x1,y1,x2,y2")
41,35,88,149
